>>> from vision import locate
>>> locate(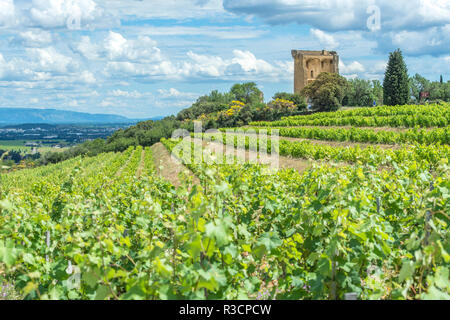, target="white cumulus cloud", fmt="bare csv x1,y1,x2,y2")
0,0,15,26
340,60,365,74
73,36,100,60
29,0,101,29
15,30,53,47
27,47,74,73
310,29,339,50
104,31,162,62
158,88,197,99
110,89,143,98
78,70,96,84
224,0,450,56
231,50,274,74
